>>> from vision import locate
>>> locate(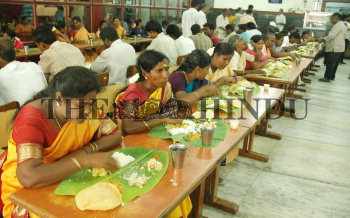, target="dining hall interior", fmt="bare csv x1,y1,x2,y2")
0,0,349,217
